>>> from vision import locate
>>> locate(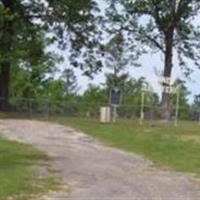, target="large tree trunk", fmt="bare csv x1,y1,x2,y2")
0,61,11,110
161,30,174,121
0,0,14,110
